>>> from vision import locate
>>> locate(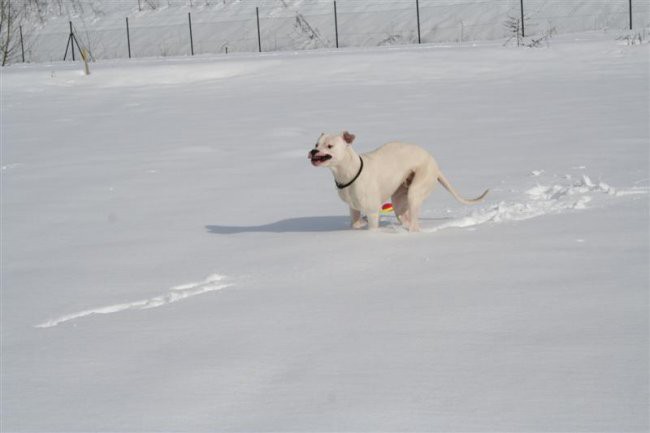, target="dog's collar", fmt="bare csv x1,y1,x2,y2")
335,156,364,189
